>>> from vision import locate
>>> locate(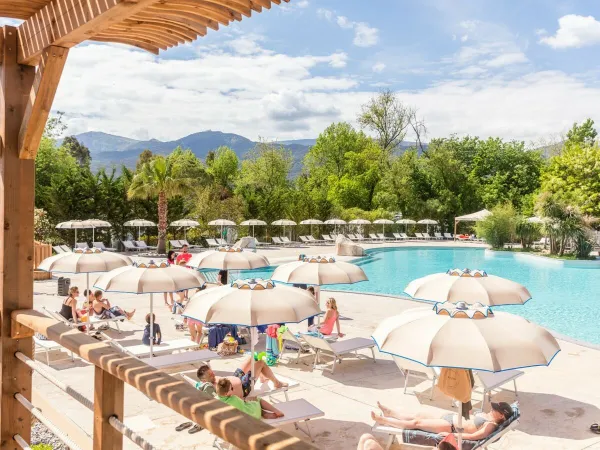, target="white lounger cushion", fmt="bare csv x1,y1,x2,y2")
121,339,198,357
250,376,300,398
144,350,219,369
475,370,524,390
329,337,376,354
263,399,323,426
